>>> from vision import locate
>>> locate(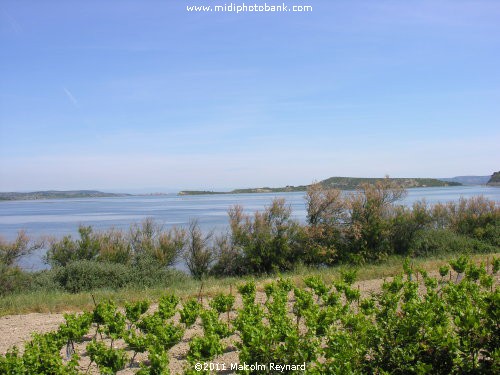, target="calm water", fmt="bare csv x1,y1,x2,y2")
1,186,498,270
